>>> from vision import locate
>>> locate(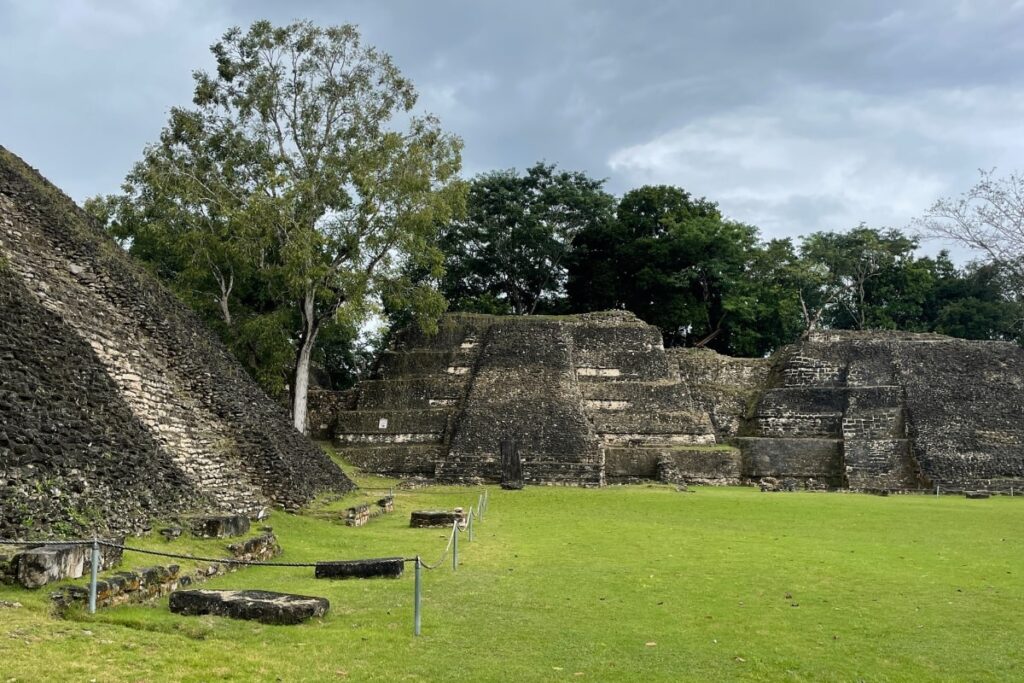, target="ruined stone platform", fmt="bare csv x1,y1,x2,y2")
313,311,1024,492
169,589,329,625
